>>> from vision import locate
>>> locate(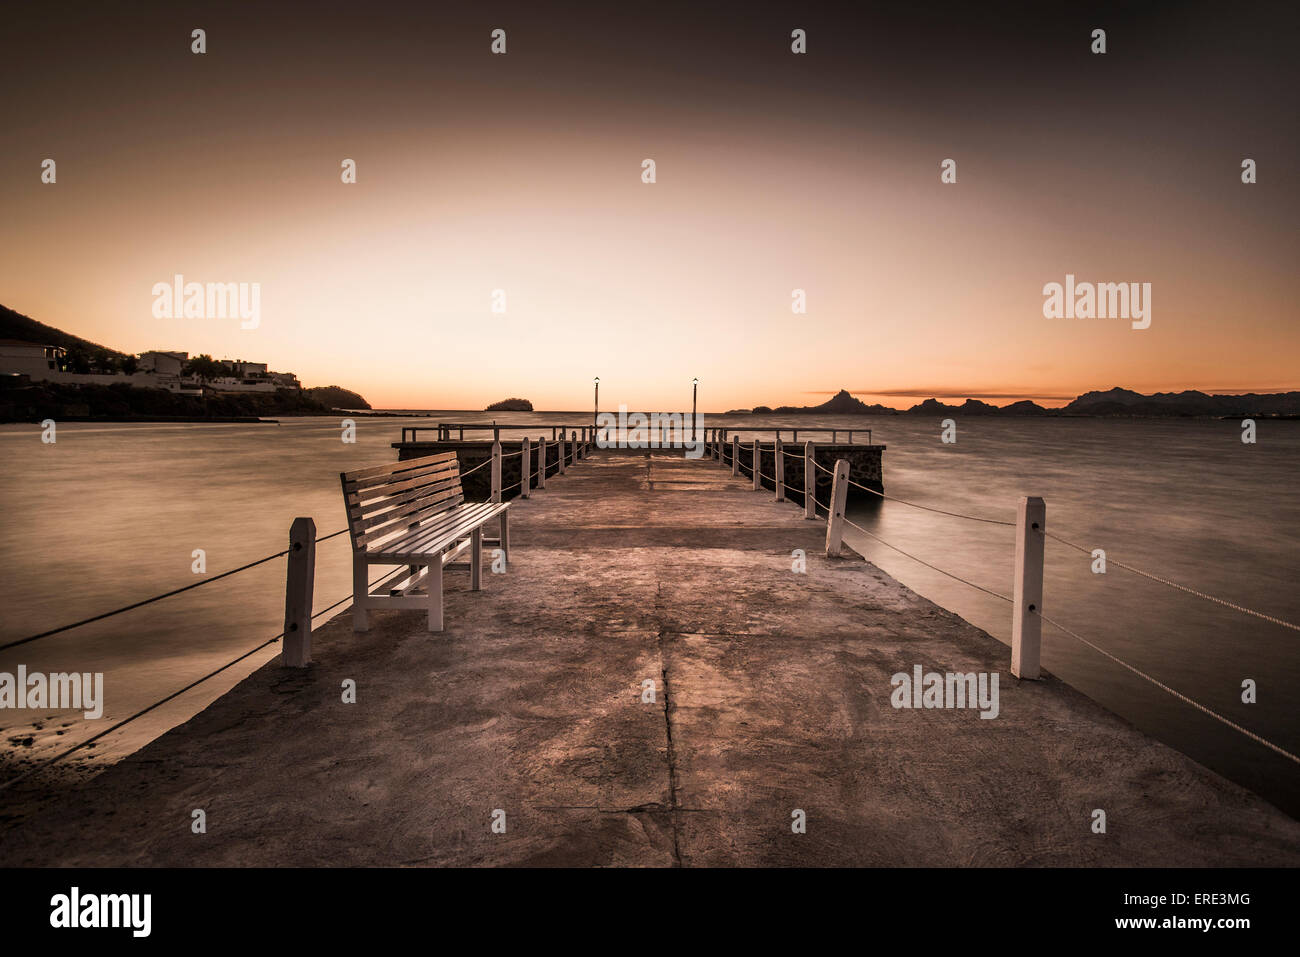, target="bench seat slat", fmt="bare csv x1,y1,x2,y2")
369,504,509,561
360,501,497,554
368,502,506,558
